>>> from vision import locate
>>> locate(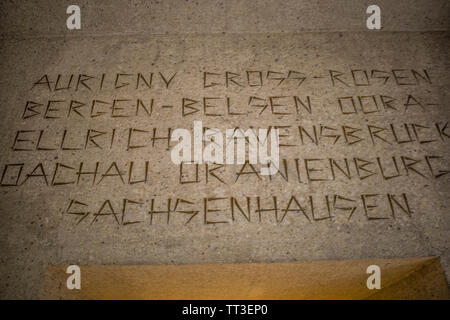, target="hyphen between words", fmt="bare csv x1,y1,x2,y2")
170,121,279,175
